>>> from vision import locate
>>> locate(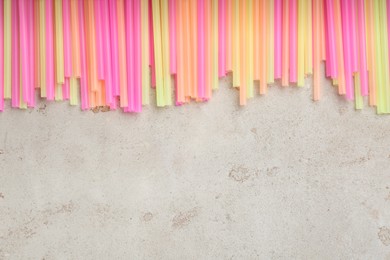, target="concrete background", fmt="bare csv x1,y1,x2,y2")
1,74,390,259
